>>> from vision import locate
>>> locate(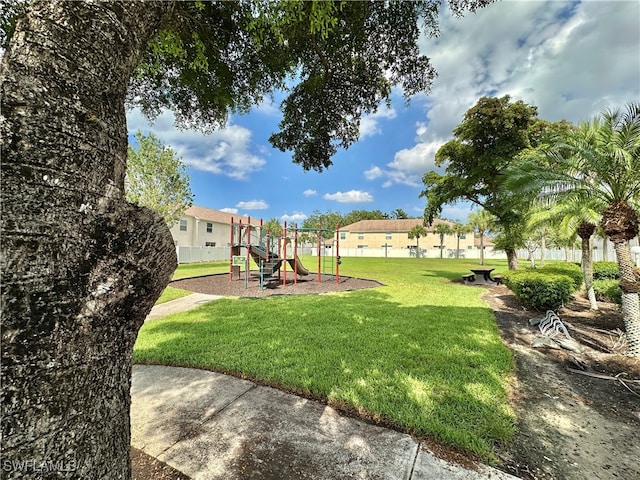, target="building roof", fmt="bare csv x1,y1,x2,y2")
182,205,249,225
474,235,495,248
340,218,453,233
